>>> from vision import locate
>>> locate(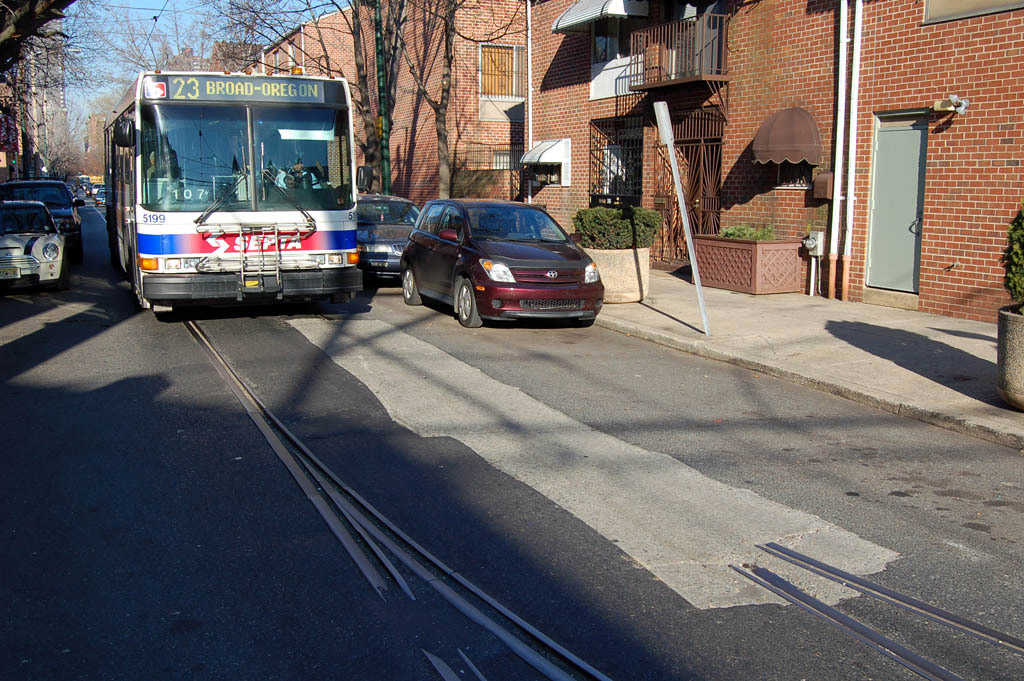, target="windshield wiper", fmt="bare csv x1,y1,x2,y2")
260,169,316,230
194,169,249,227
